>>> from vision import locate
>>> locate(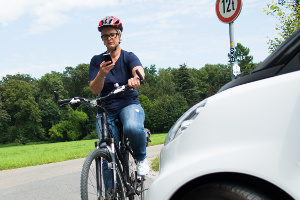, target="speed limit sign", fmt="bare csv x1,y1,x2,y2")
216,0,242,23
